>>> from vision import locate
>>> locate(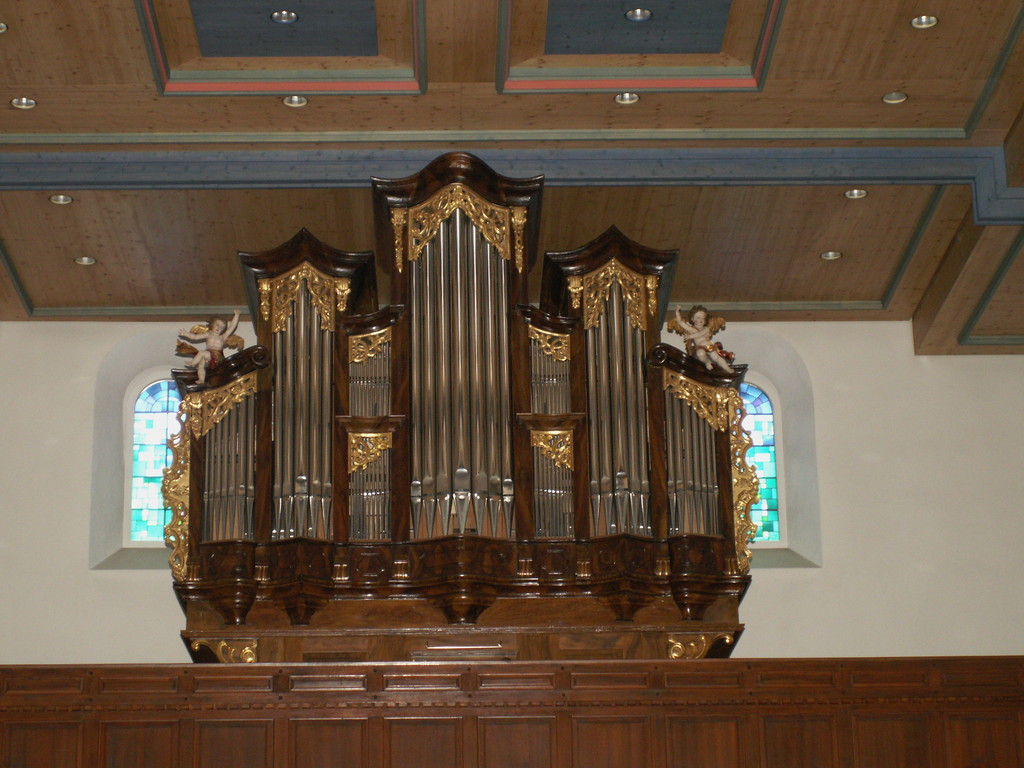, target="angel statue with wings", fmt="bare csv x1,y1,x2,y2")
176,309,243,385
667,304,735,374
